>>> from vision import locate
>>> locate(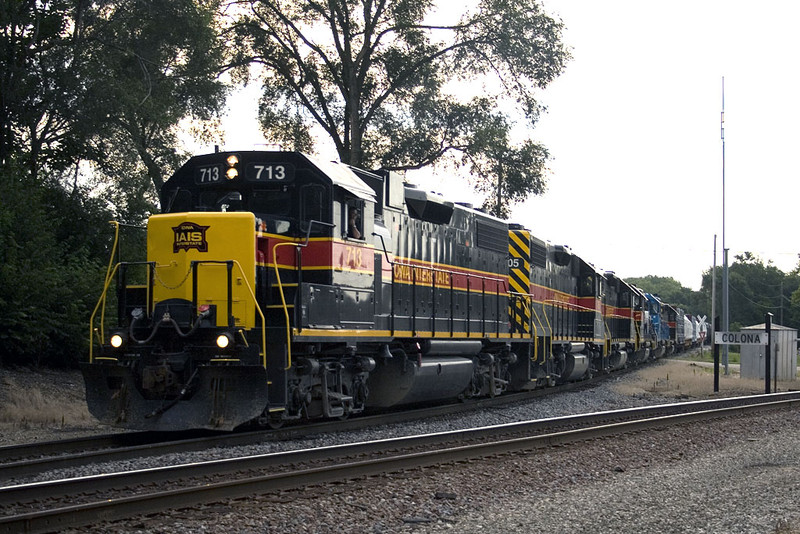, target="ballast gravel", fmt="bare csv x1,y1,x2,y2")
10,382,671,485
46,368,800,534
78,407,800,534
